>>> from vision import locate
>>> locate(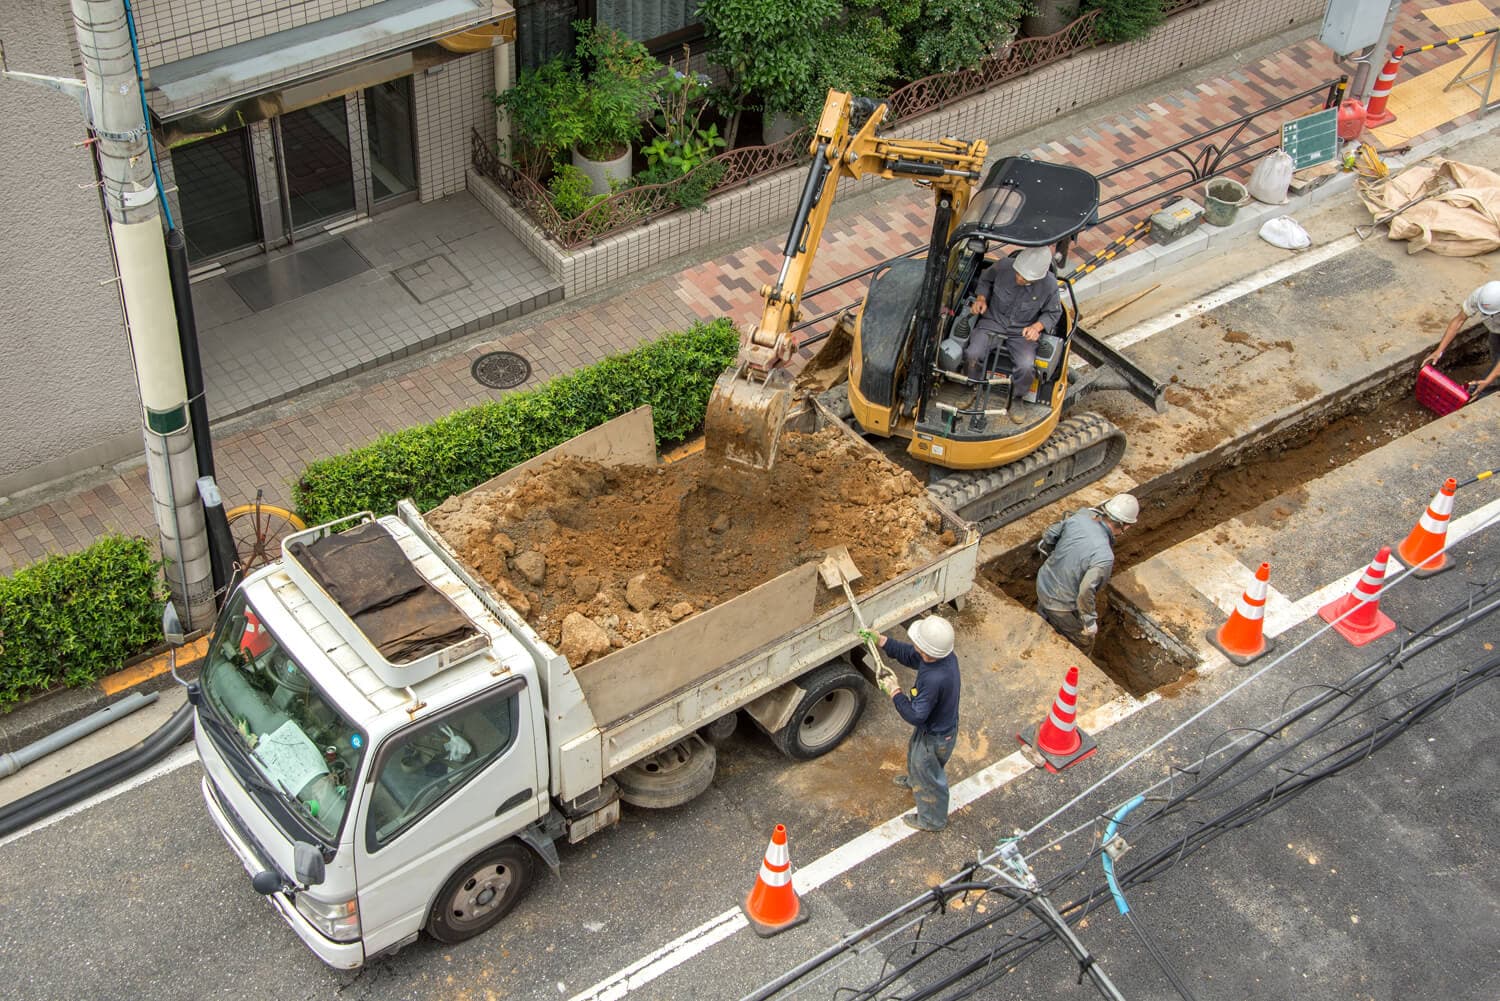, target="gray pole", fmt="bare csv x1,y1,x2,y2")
66,0,214,629
1346,0,1402,106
